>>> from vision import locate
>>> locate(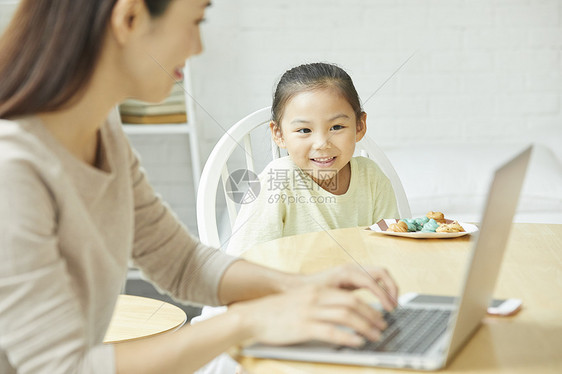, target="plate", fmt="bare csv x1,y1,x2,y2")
367,219,478,239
